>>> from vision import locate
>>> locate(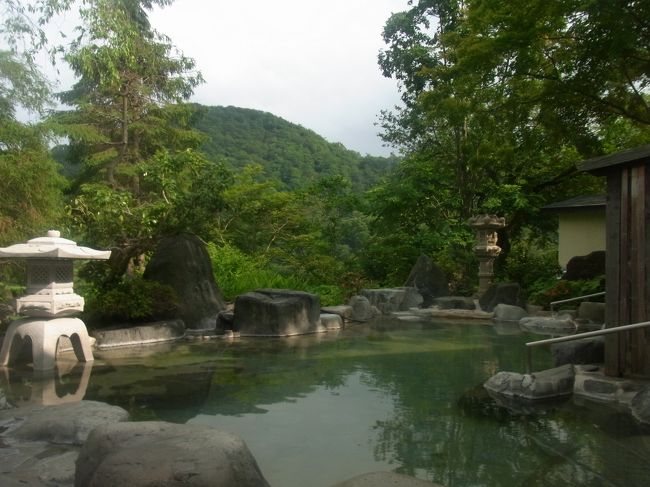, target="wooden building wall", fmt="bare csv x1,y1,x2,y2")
604,163,650,377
